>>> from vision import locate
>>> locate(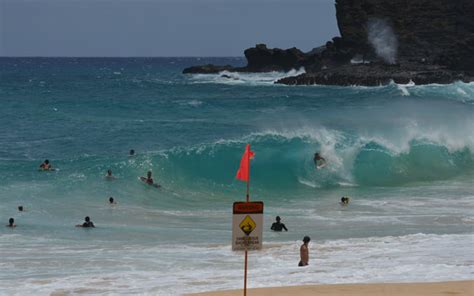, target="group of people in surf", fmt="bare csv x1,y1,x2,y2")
269,215,311,266
6,149,160,229
7,149,349,267
267,152,350,266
